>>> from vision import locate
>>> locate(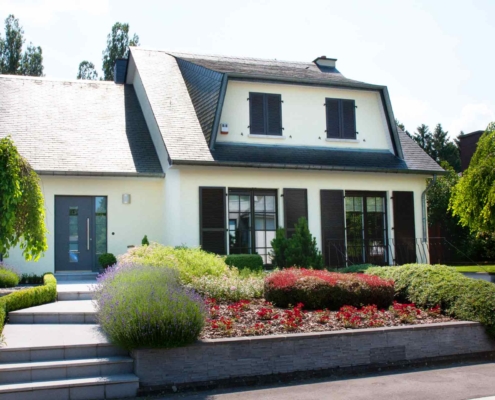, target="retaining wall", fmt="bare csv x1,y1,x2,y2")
132,321,495,390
